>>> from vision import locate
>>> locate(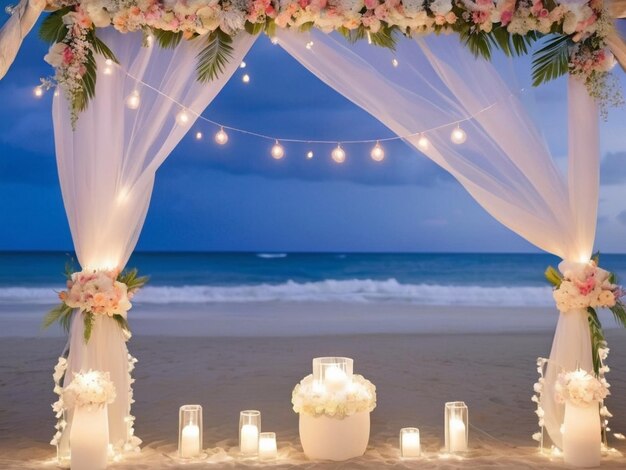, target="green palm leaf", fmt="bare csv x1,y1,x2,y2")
39,8,71,44
153,29,184,49
531,35,571,87
196,29,234,82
